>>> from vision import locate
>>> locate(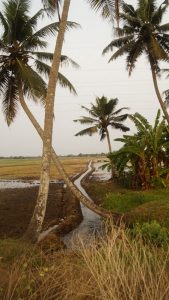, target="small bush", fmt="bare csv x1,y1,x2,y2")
131,221,169,246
